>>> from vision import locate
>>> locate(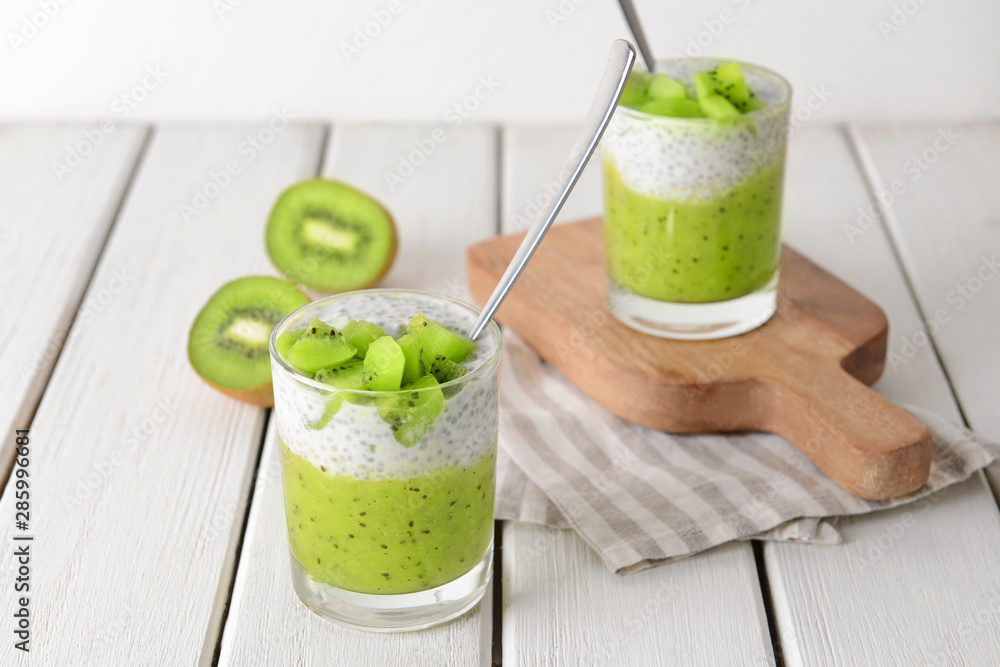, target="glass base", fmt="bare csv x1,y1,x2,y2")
607,274,778,340
289,541,493,633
